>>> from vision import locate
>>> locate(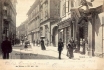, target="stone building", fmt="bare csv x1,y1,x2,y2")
0,0,17,45
58,0,81,48
58,0,104,57
40,0,60,46
27,0,40,43
70,0,104,57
